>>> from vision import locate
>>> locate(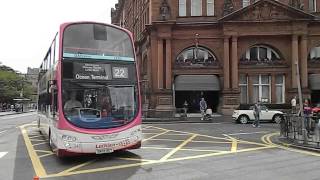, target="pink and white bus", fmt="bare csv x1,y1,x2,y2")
37,22,142,157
